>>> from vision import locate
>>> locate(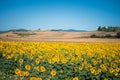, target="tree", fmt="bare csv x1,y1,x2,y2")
38,28,41,30
101,26,107,31
97,26,102,31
